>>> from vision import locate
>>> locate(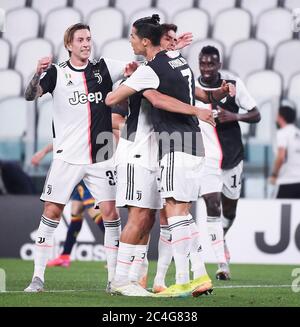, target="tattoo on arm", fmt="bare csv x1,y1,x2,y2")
25,73,42,100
